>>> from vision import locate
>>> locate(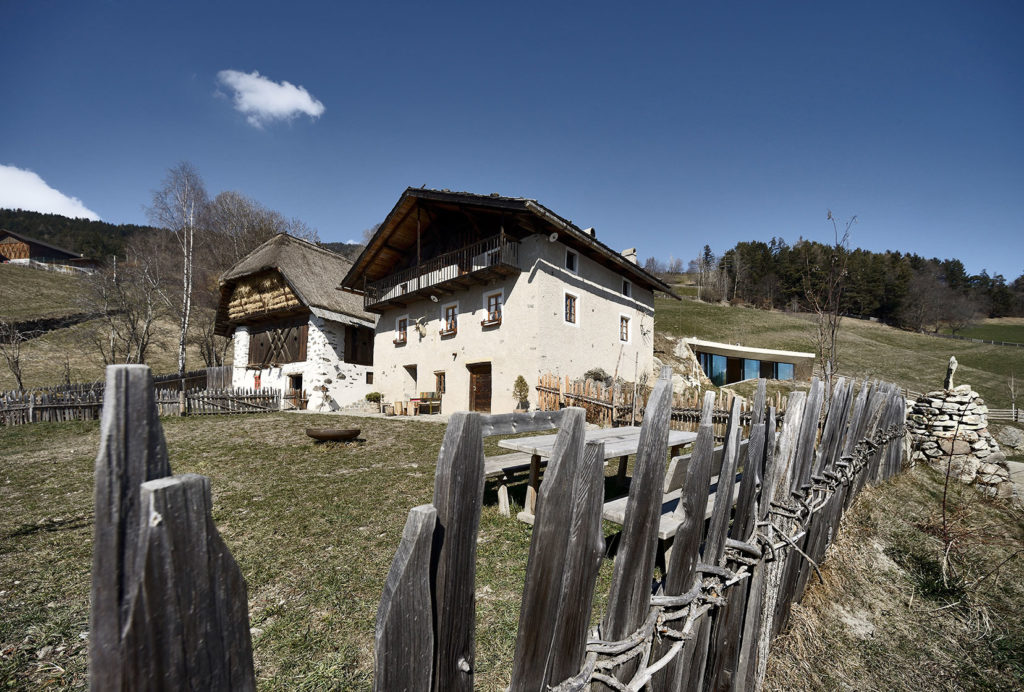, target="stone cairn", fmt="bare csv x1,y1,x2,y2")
907,357,1014,499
